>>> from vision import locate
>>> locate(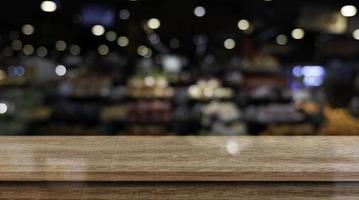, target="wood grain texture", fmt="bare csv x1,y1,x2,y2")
0,136,359,181
0,182,358,199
